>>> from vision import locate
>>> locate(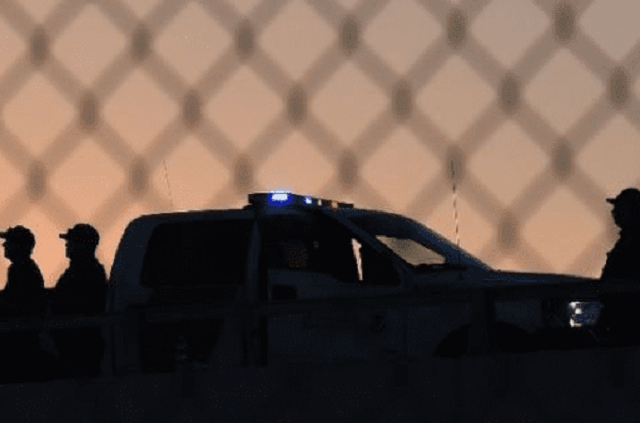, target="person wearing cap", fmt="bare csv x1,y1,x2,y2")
0,225,48,382
601,188,640,281
50,223,107,377
597,188,640,344
0,225,46,316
